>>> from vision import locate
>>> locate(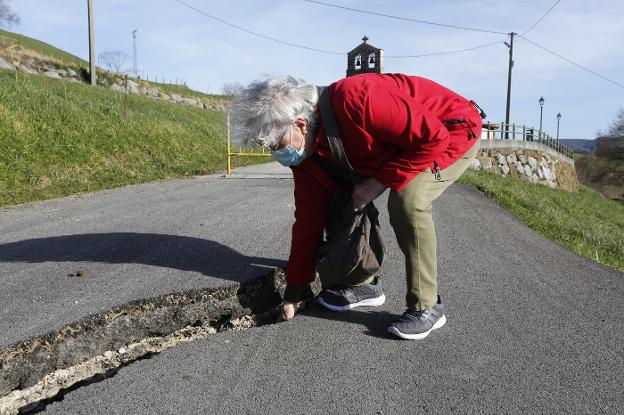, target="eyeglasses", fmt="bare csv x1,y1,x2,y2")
267,126,291,152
